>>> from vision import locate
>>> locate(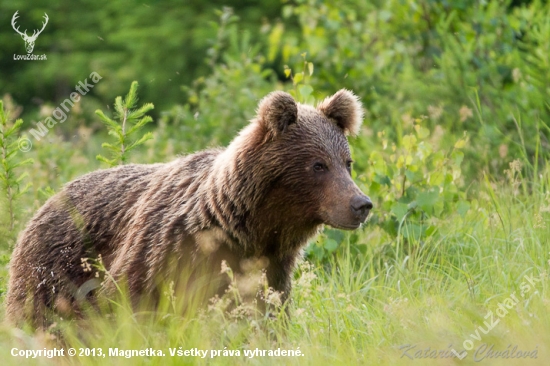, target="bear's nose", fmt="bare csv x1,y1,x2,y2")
350,195,373,219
